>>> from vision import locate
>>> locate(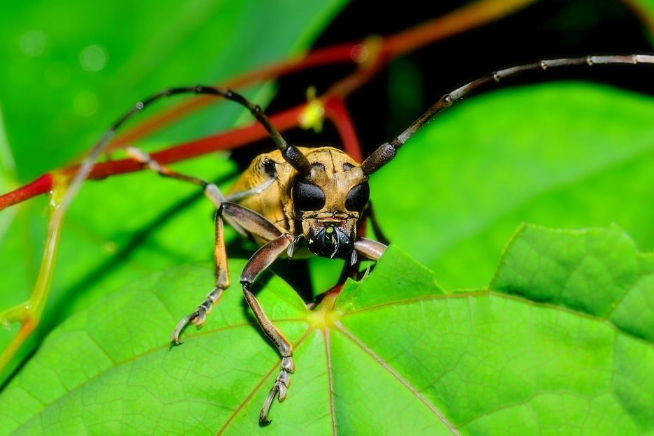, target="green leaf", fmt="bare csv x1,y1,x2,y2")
0,0,347,384
0,0,347,180
372,82,654,290
0,261,316,435
492,224,654,343
2,225,653,435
